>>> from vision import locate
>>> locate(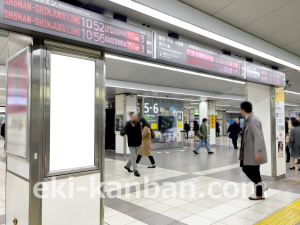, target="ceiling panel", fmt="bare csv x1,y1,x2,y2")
265,22,300,47
282,39,300,56
179,0,236,15
242,0,300,38
213,0,294,28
